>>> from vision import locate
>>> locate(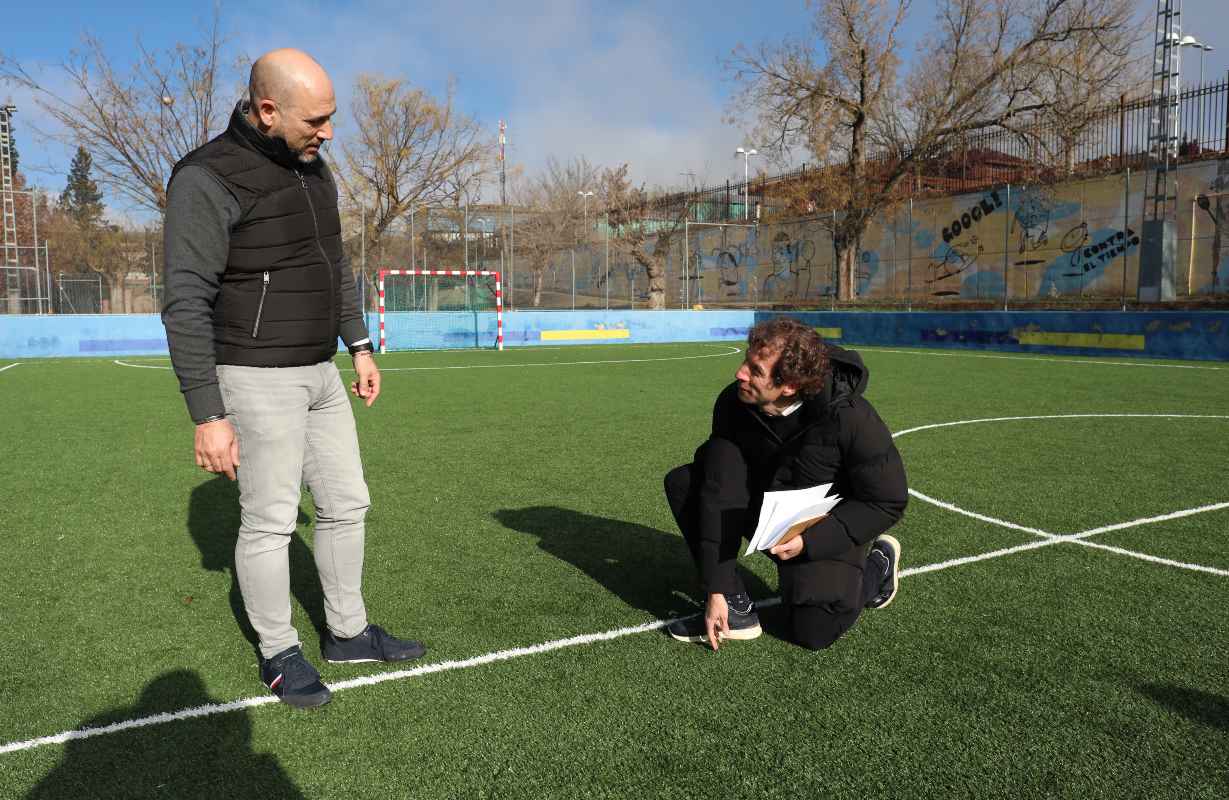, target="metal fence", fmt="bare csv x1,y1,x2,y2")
640,76,1229,224
522,164,1229,310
